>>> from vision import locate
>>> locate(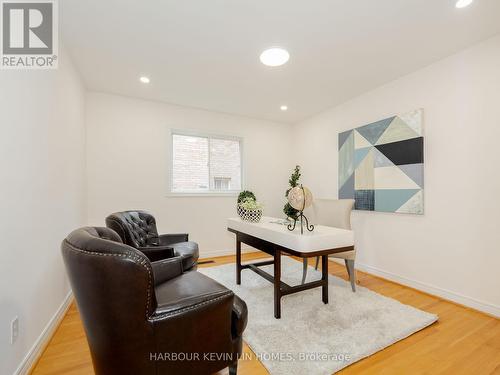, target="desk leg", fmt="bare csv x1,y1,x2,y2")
322,255,329,304
236,238,241,285
274,249,281,319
